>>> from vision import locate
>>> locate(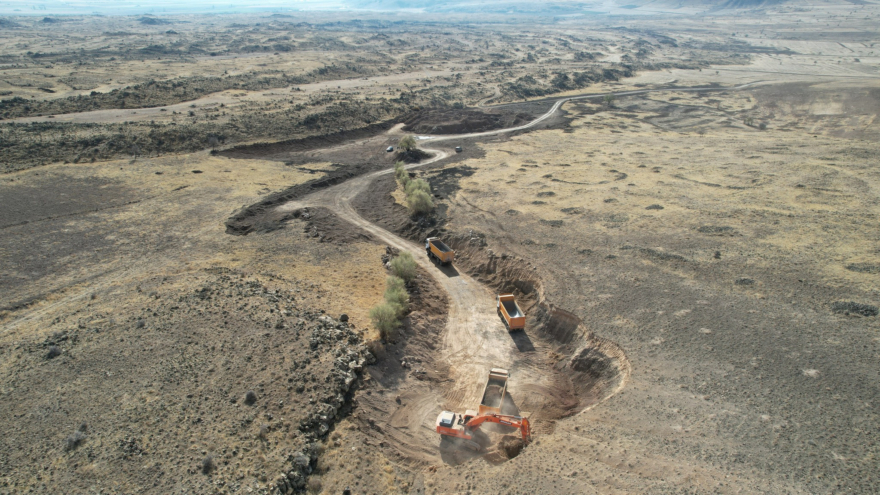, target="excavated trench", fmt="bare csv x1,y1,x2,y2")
224,96,639,467
441,232,631,421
